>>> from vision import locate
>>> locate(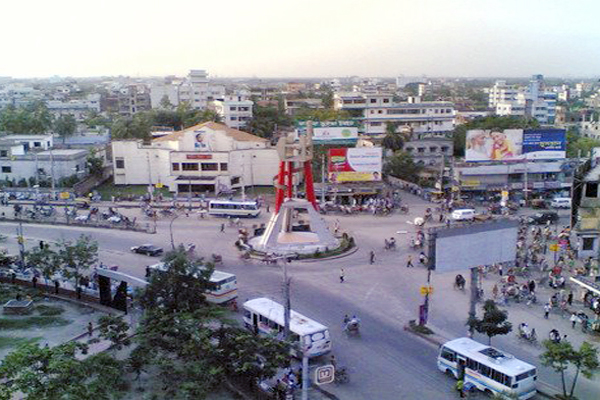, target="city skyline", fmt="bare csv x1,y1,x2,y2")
2,0,600,79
